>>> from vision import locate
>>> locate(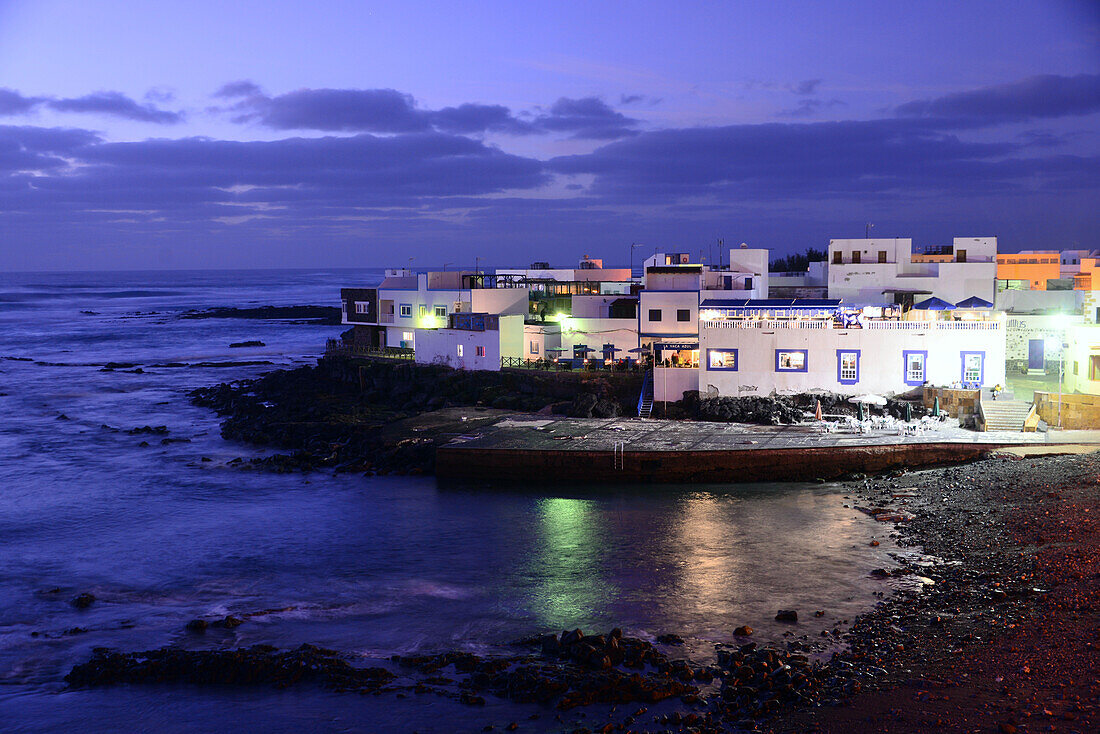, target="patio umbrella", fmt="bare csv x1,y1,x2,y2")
932,397,940,417
545,346,566,353
904,402,913,422
954,296,993,309
573,345,595,354
627,346,651,353
856,402,865,421
848,393,888,406
913,296,954,311
814,400,822,421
